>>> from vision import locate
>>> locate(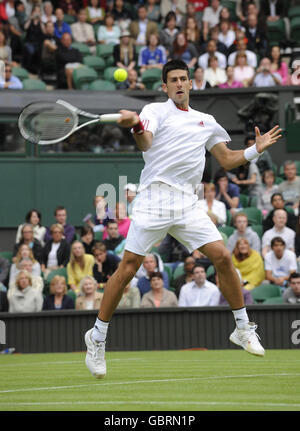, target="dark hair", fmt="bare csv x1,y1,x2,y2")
162,59,190,83
149,271,163,281
107,220,118,227
289,272,300,282
54,205,66,215
80,225,94,237
244,134,255,146
271,236,285,248
164,10,176,26
192,264,206,273
25,209,41,225
262,169,275,184
270,45,282,68
194,65,204,74
214,167,228,183
271,192,284,203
